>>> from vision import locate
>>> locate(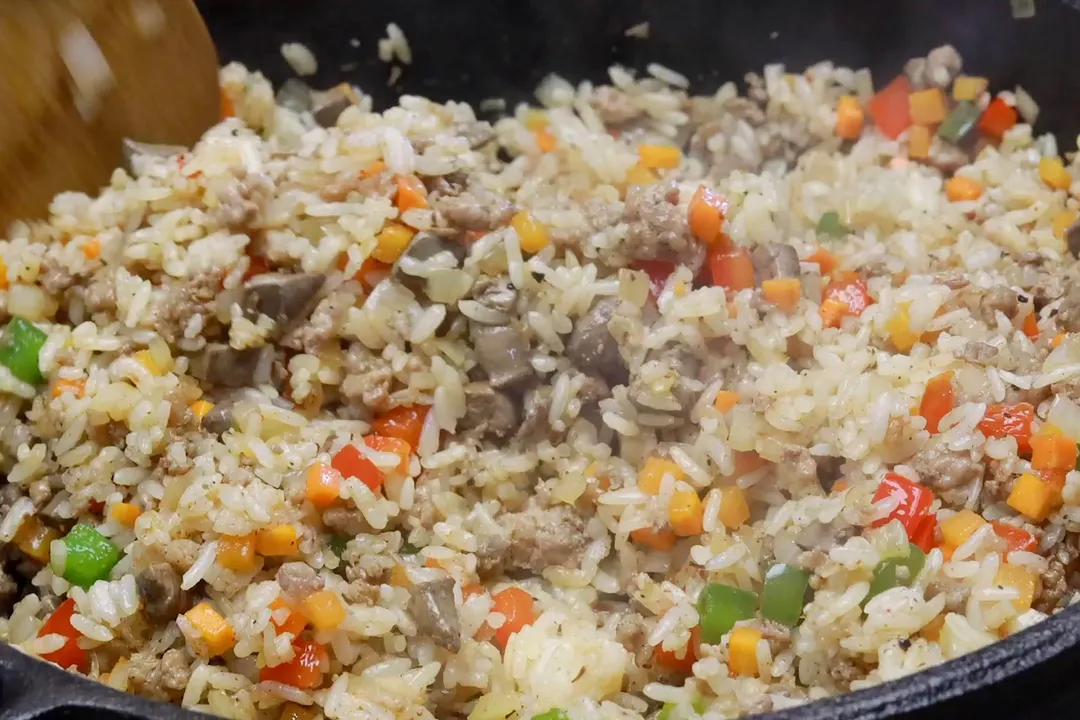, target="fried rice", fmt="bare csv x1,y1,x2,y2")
0,42,1079,720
